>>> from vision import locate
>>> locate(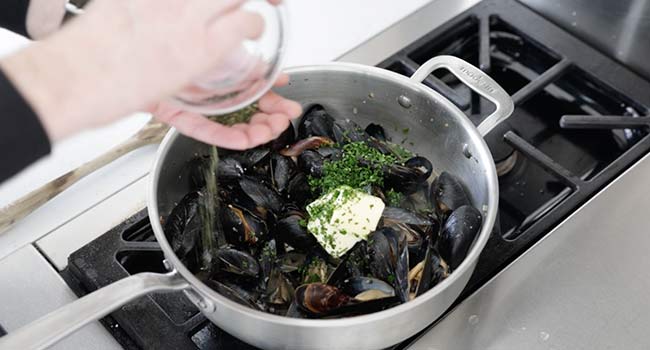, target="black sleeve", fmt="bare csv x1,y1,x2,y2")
0,0,31,37
0,69,51,182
